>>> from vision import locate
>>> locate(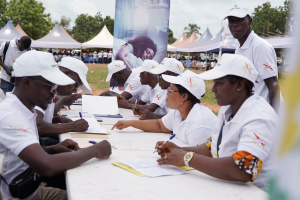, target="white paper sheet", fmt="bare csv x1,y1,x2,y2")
70,117,108,134
121,159,187,177
82,95,119,115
